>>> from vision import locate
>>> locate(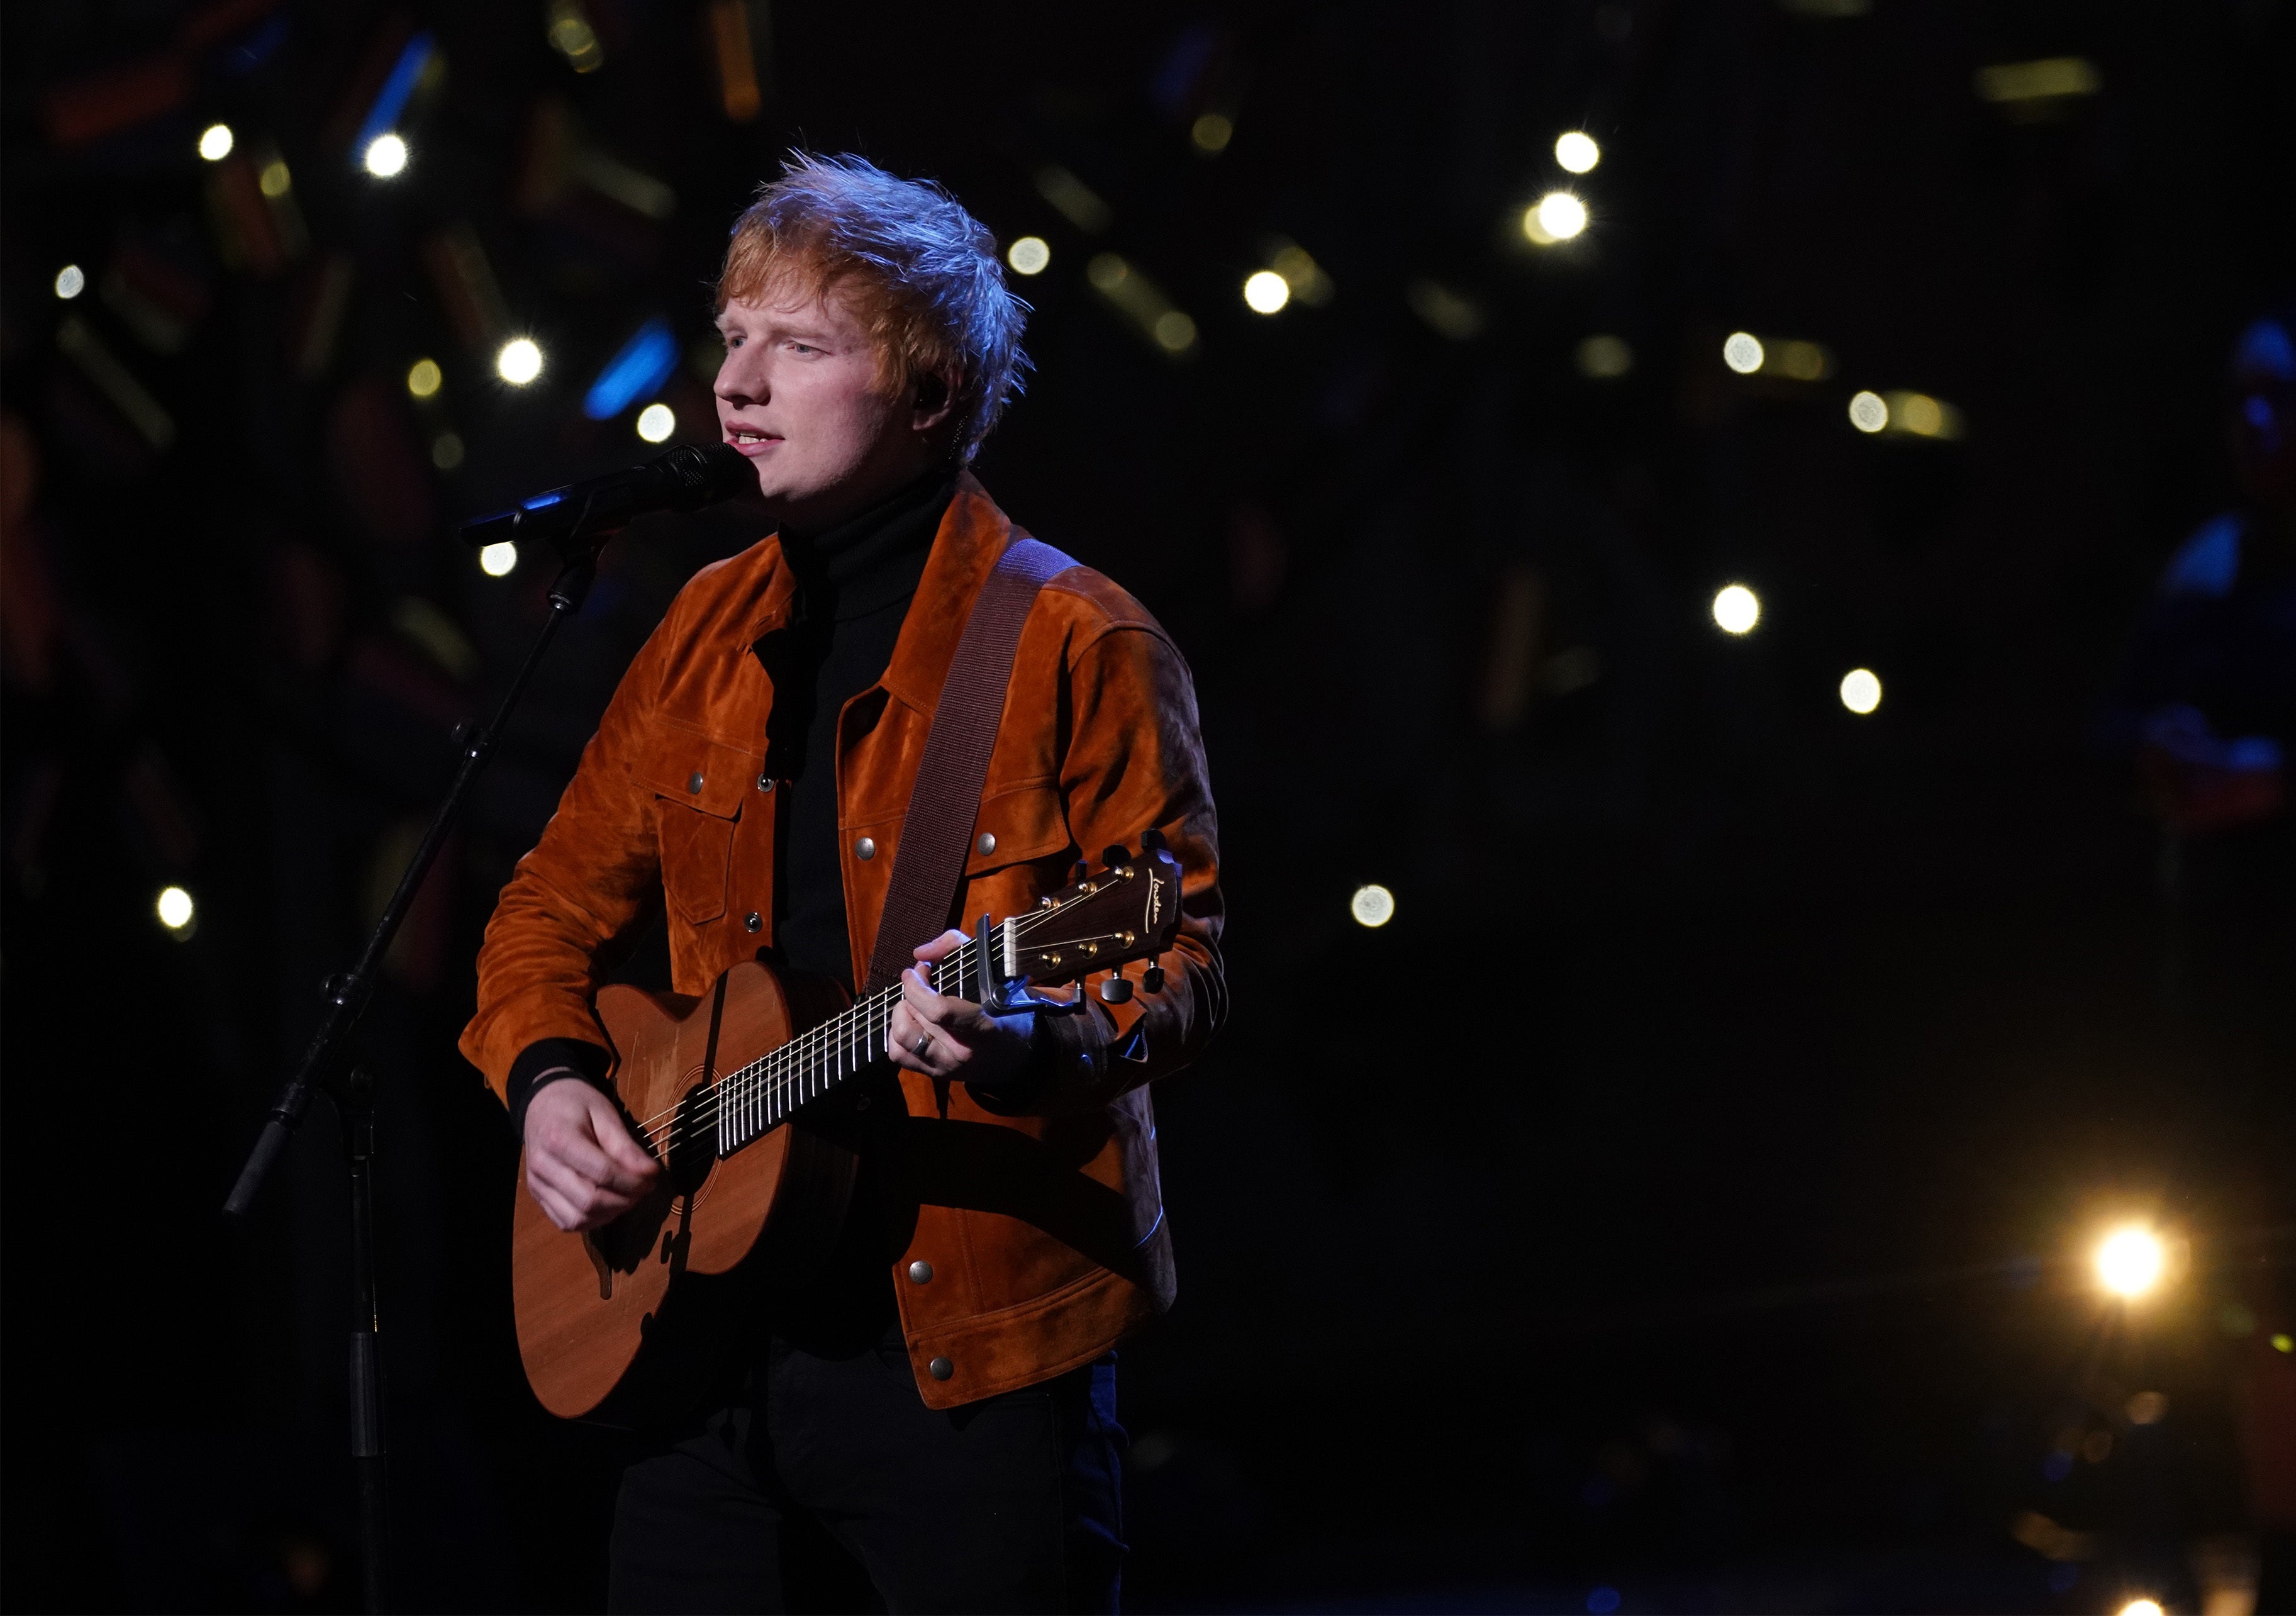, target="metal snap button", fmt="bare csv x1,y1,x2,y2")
687,771,705,793
975,832,996,857
757,775,774,793
854,836,876,861
928,1356,954,1381
745,912,762,933
908,1260,933,1284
